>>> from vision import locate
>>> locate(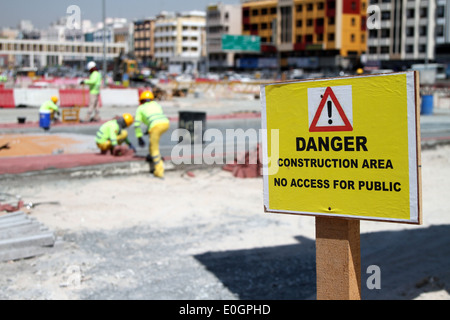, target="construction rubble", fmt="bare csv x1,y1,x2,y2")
0,194,55,262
